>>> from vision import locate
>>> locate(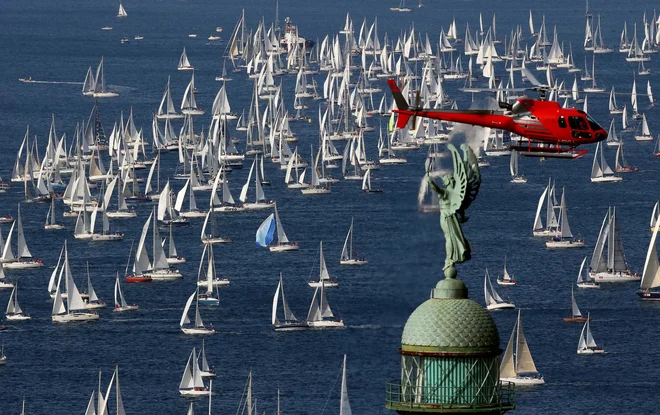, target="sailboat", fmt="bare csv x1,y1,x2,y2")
361,168,383,193
201,209,231,244
306,280,344,328
576,256,599,288
2,204,44,269
496,256,516,285
589,206,640,282
5,281,30,321
179,348,211,396
114,273,138,312
484,269,514,310
577,313,606,354
309,241,338,288
268,202,298,252
583,55,605,92
608,87,623,114
91,205,124,241
157,76,184,119
634,113,653,140
563,287,589,322
545,188,585,248
117,2,127,18
615,143,638,172
83,263,106,309
196,244,230,288
90,57,119,98
499,310,545,384
166,224,186,264
180,288,216,335
198,339,215,377
301,146,331,195
340,217,367,265
239,158,274,209
637,213,660,299
509,149,526,183
44,197,64,230
177,47,194,71
590,142,622,182
272,273,308,331
197,244,220,306
532,179,560,237
390,0,412,12
51,242,100,323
